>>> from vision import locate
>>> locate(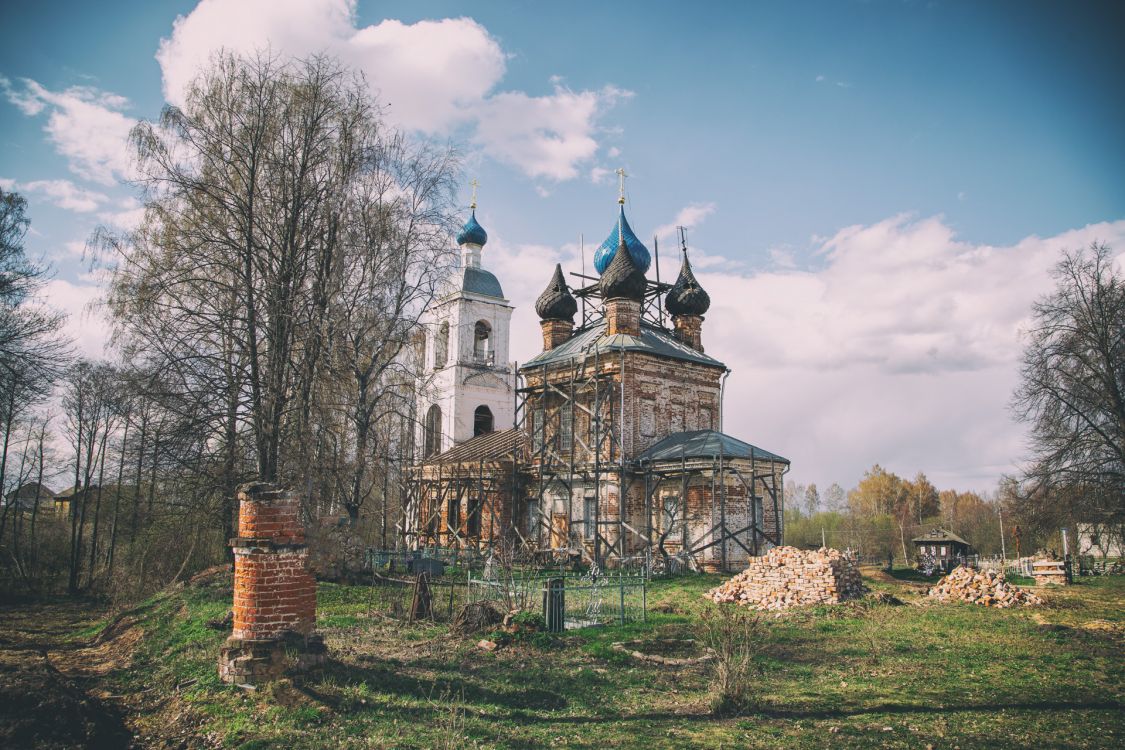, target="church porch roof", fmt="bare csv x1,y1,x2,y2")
636,430,790,465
